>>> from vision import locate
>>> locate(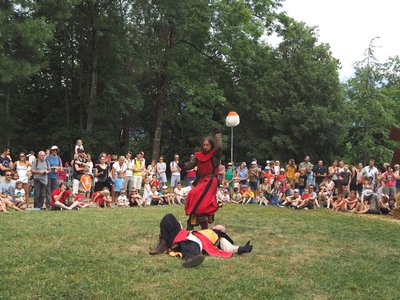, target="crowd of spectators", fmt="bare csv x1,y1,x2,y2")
0,142,398,216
